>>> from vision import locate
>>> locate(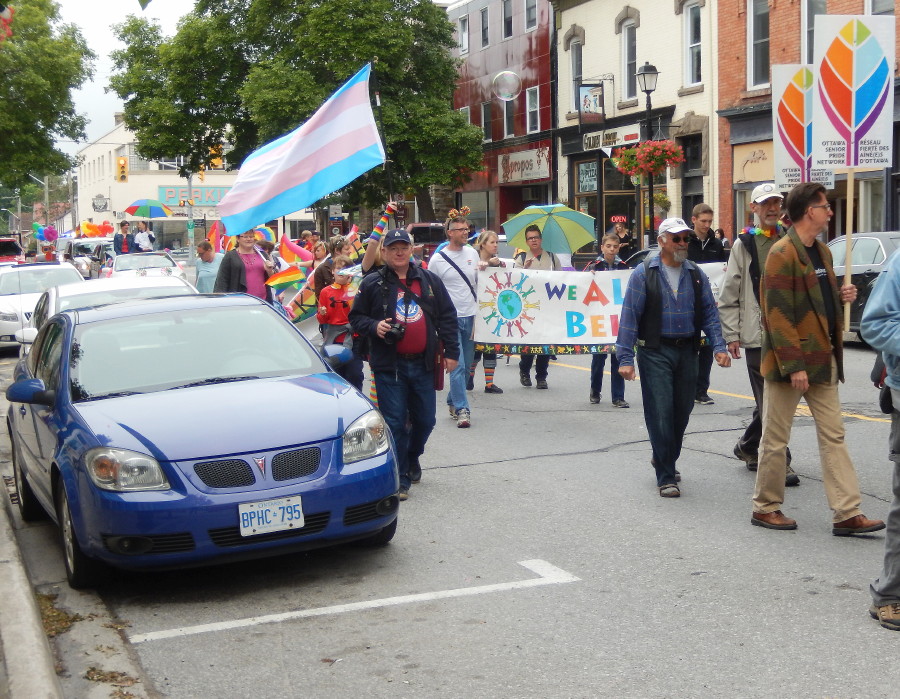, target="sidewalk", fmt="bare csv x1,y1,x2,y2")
0,489,62,698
